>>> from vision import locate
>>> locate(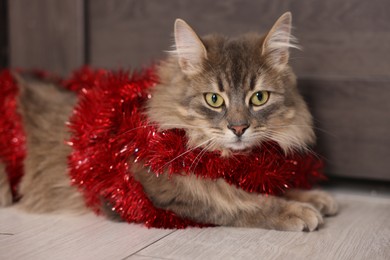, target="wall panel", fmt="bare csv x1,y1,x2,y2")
9,0,85,75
